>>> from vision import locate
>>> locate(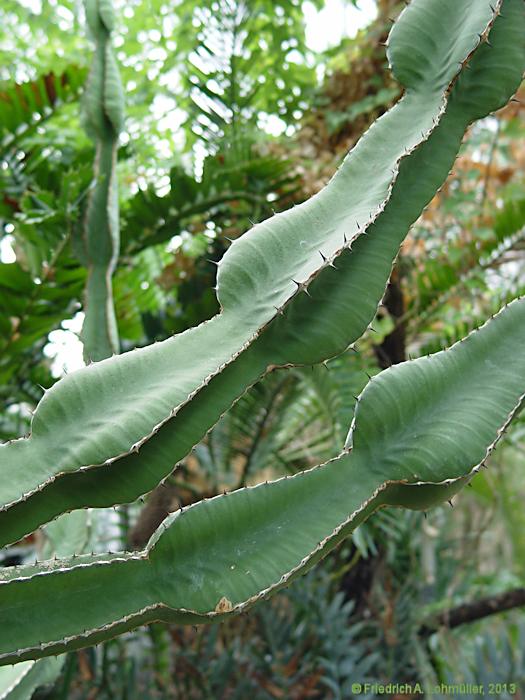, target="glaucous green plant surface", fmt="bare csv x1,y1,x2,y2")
0,513,92,695
0,0,521,547
1,0,525,666
77,0,124,362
